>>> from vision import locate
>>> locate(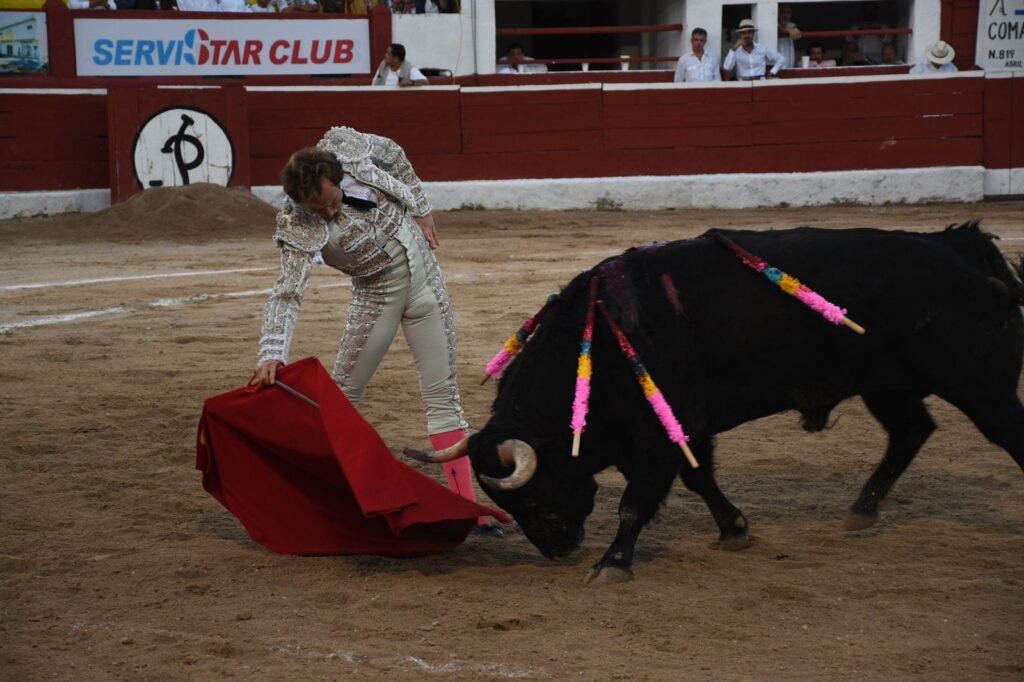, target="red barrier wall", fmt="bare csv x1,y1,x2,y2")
3,73,1018,197
0,91,108,191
